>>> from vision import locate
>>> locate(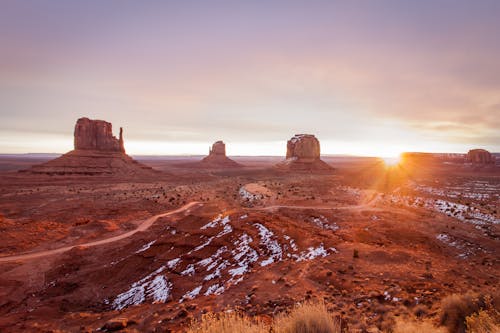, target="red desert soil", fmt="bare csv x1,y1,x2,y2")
0,156,498,332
